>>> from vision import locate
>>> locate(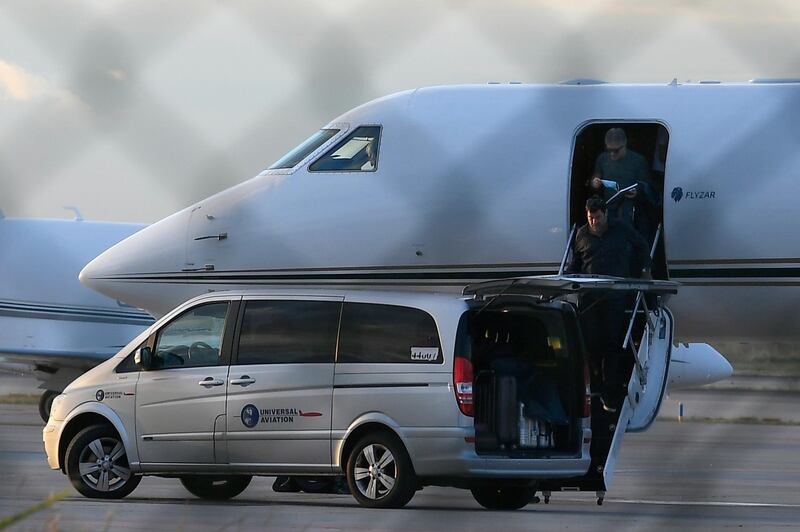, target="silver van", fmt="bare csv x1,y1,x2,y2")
43,279,676,509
